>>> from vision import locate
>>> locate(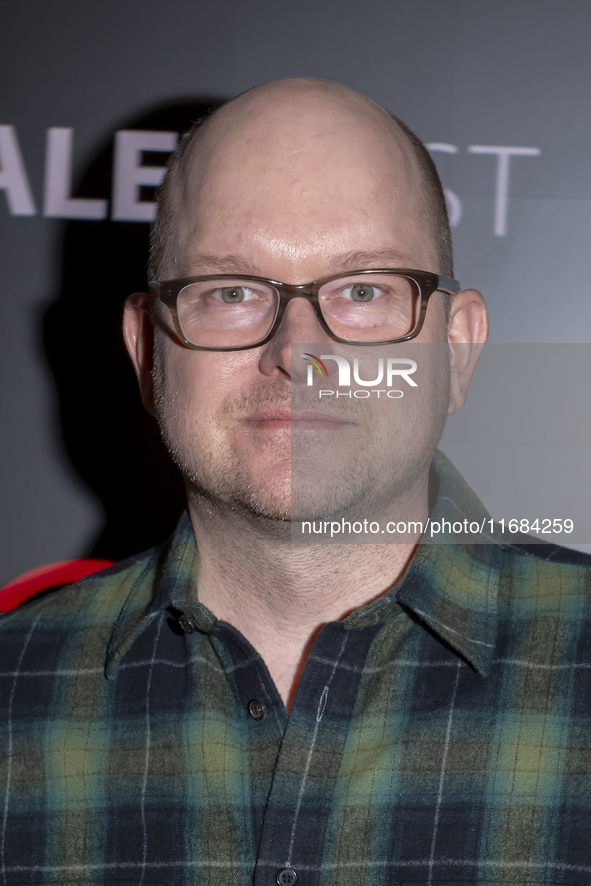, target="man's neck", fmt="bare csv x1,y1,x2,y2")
186,493,424,710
